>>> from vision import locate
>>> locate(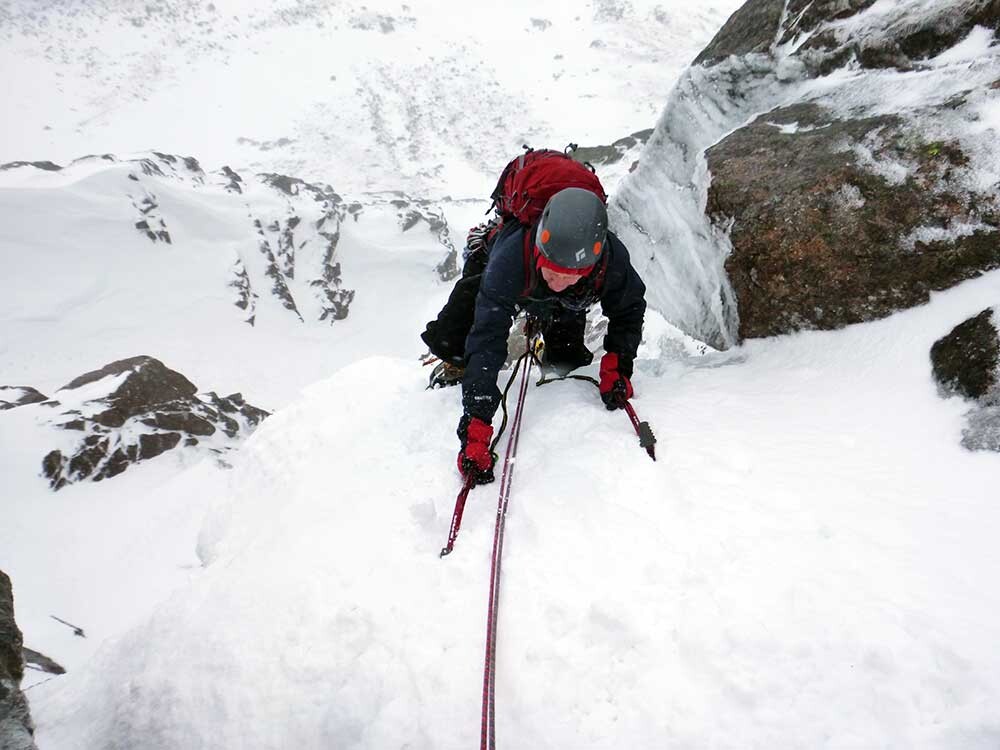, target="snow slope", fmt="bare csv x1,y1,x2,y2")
0,154,458,408
32,268,1000,748
0,0,738,197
